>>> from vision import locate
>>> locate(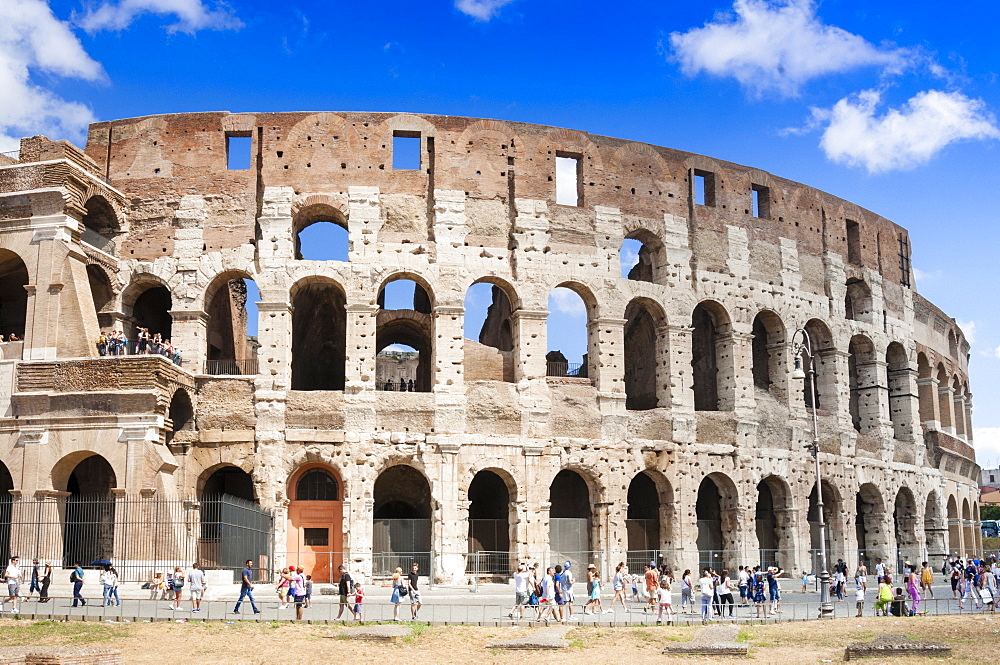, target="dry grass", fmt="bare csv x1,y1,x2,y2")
0,614,996,664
